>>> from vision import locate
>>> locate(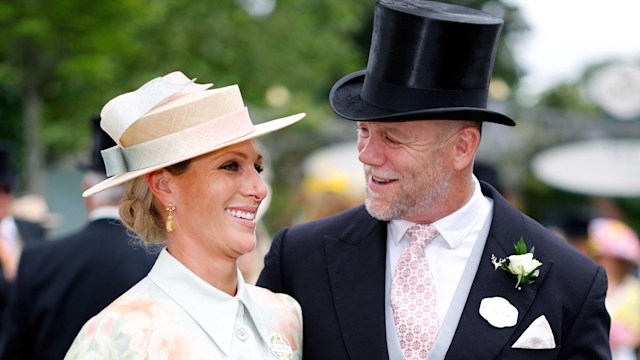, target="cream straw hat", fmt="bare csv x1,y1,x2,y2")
82,71,305,197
